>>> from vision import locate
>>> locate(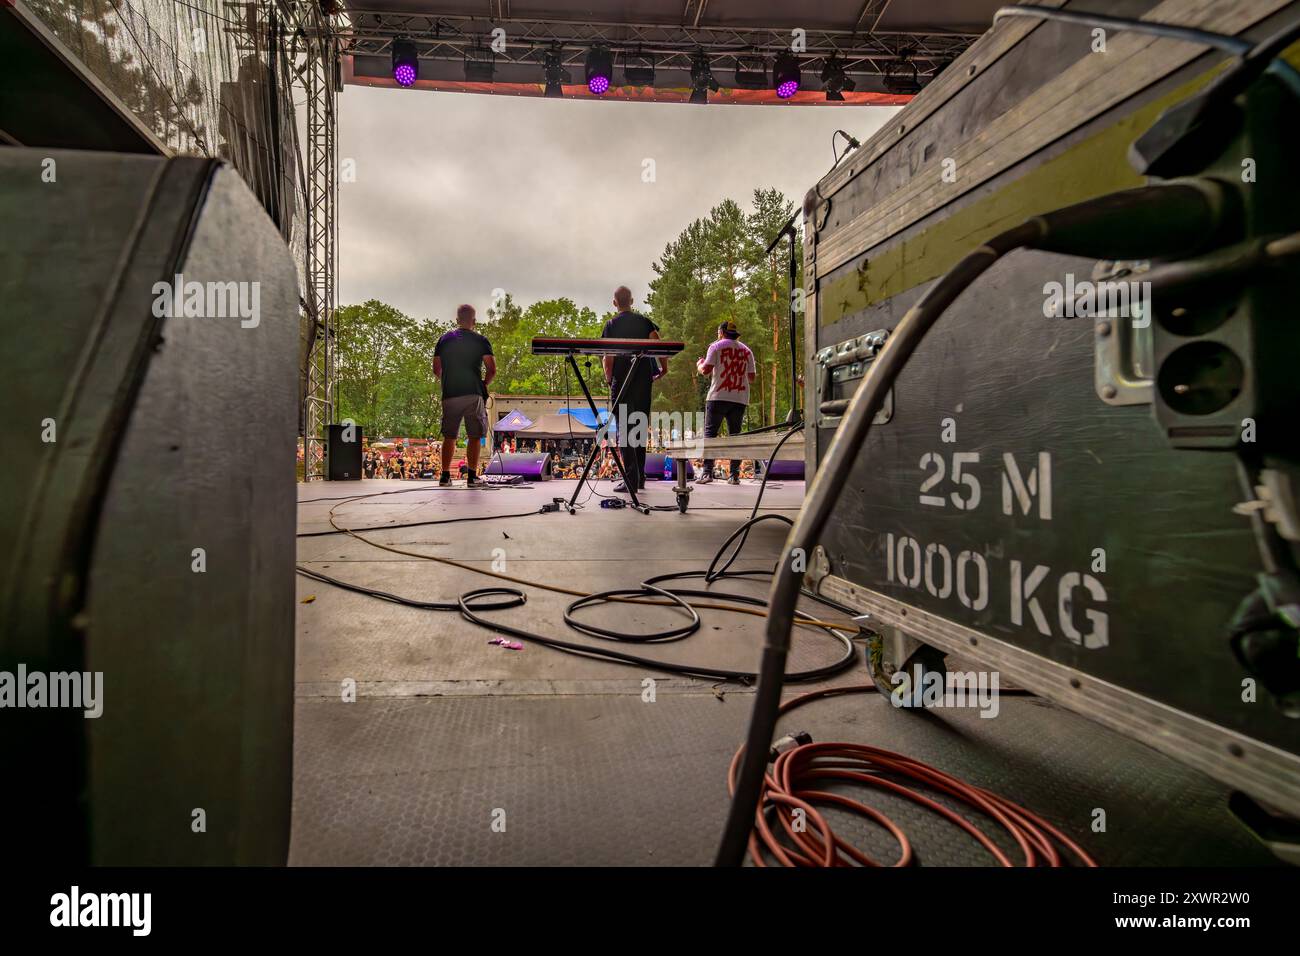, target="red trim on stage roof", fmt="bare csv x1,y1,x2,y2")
346,74,912,106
